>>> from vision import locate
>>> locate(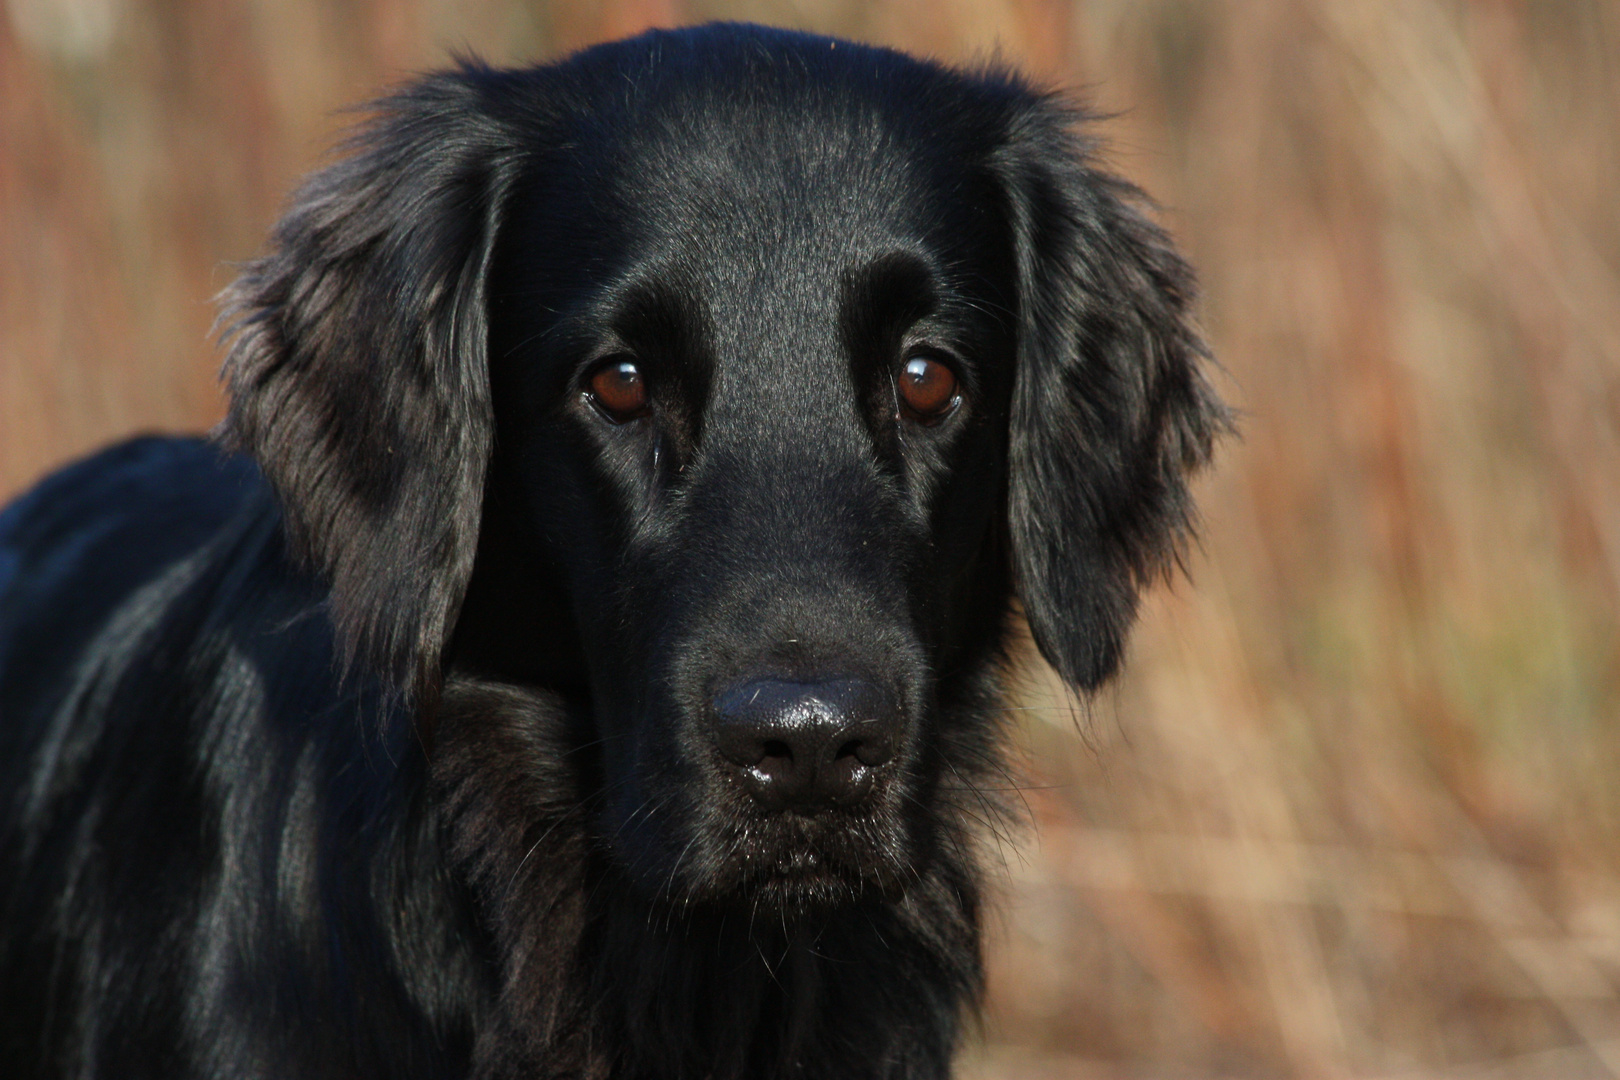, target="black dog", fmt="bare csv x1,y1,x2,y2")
0,24,1225,1079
